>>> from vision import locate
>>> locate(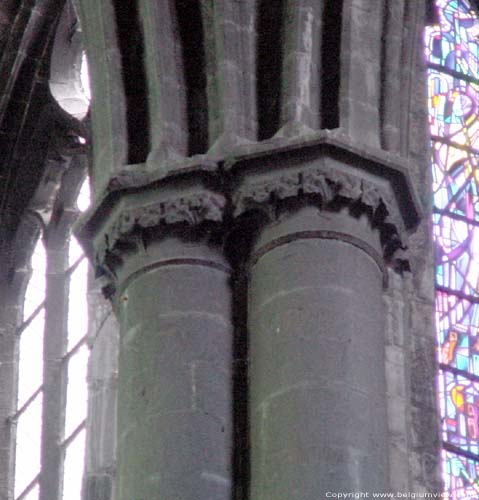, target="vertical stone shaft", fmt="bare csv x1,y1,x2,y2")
138,0,189,163
115,238,232,500
201,0,257,151
248,207,389,499
0,277,25,500
280,0,322,133
40,236,69,500
74,0,127,191
380,0,406,152
340,0,383,147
